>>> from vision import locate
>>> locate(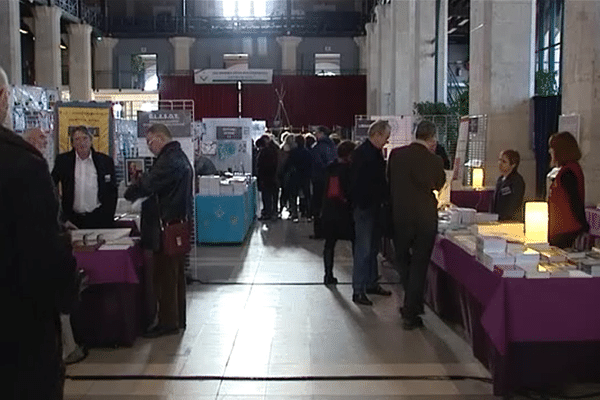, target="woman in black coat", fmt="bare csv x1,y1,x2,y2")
321,140,357,284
